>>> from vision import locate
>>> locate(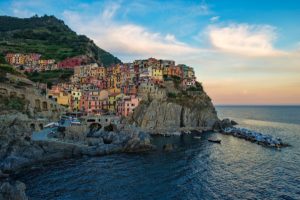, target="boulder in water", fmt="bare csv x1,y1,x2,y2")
163,144,174,151
0,180,28,200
